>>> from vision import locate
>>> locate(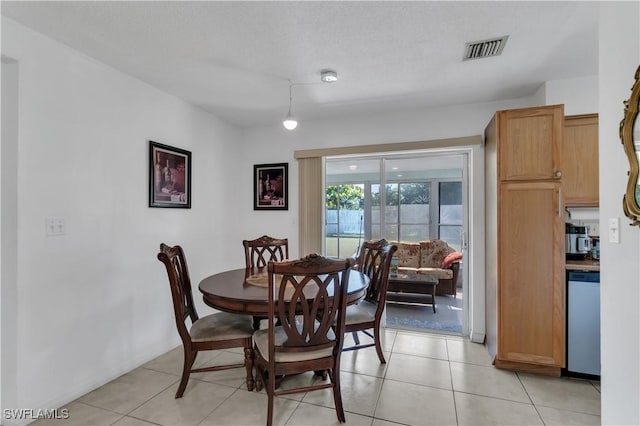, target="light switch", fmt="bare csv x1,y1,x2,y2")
608,217,620,243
